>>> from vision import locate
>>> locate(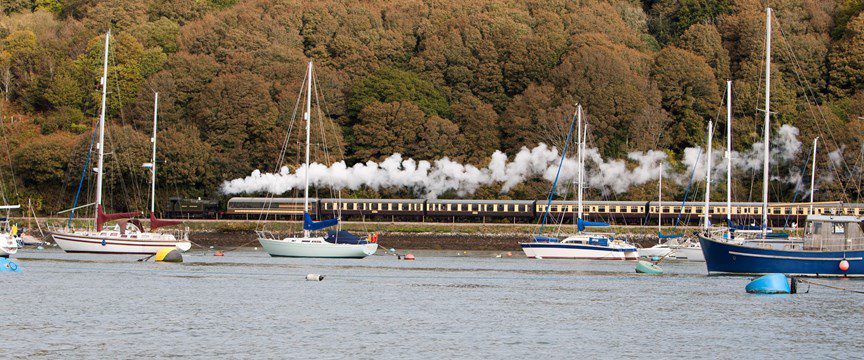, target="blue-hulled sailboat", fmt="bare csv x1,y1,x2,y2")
699,8,864,276
520,105,638,260
256,62,377,258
